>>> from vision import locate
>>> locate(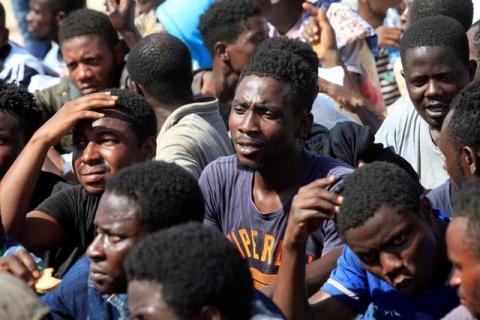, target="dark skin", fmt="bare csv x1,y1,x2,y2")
26,0,63,42
0,112,27,180
403,46,476,146
87,192,146,294
230,75,343,296
467,24,480,82
358,0,402,29
274,198,451,320
255,0,304,35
